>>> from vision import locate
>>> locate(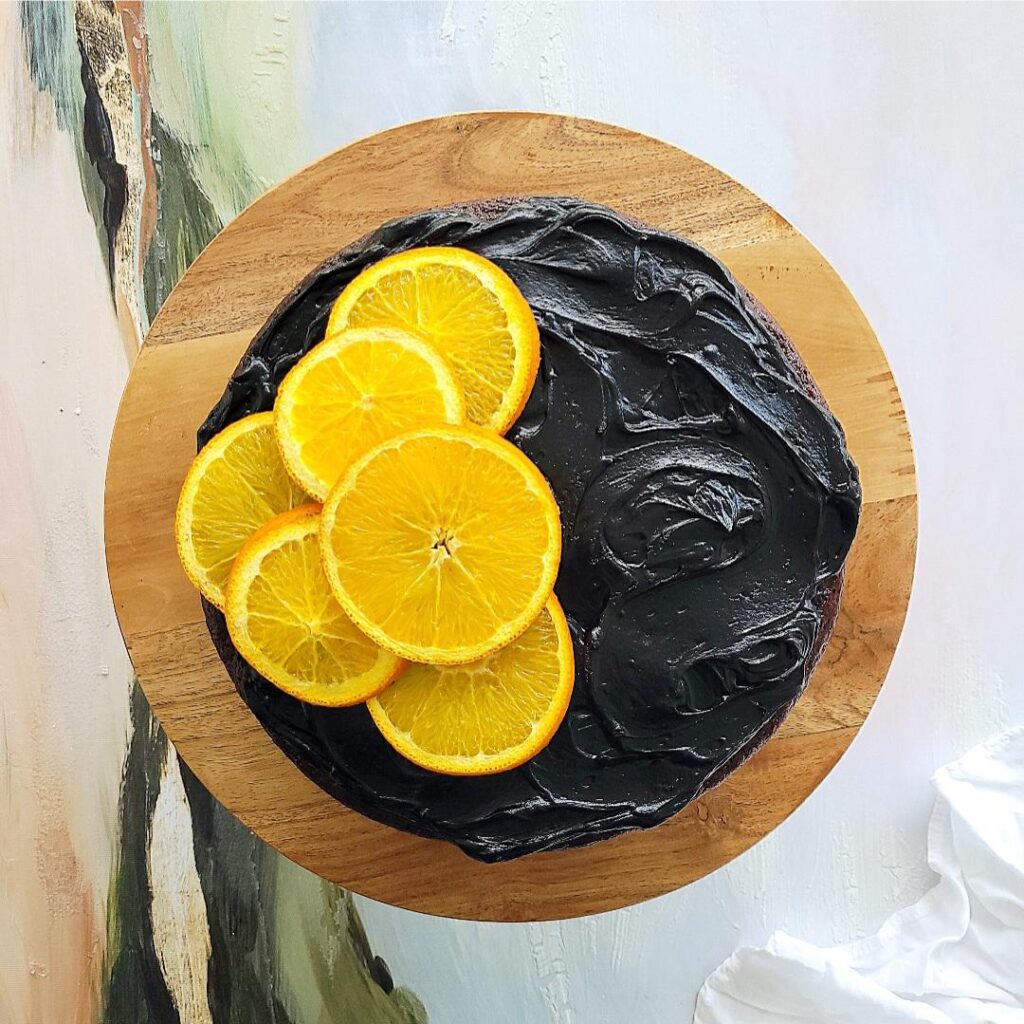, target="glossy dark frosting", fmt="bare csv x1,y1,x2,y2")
200,197,861,862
